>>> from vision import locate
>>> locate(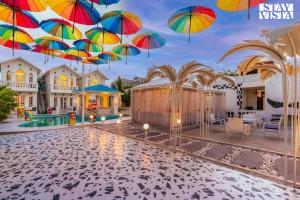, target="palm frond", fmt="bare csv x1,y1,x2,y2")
159,65,177,82
177,61,210,85
145,66,165,82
